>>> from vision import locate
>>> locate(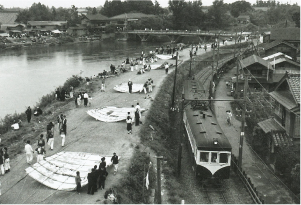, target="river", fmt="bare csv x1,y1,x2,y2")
0,41,164,118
